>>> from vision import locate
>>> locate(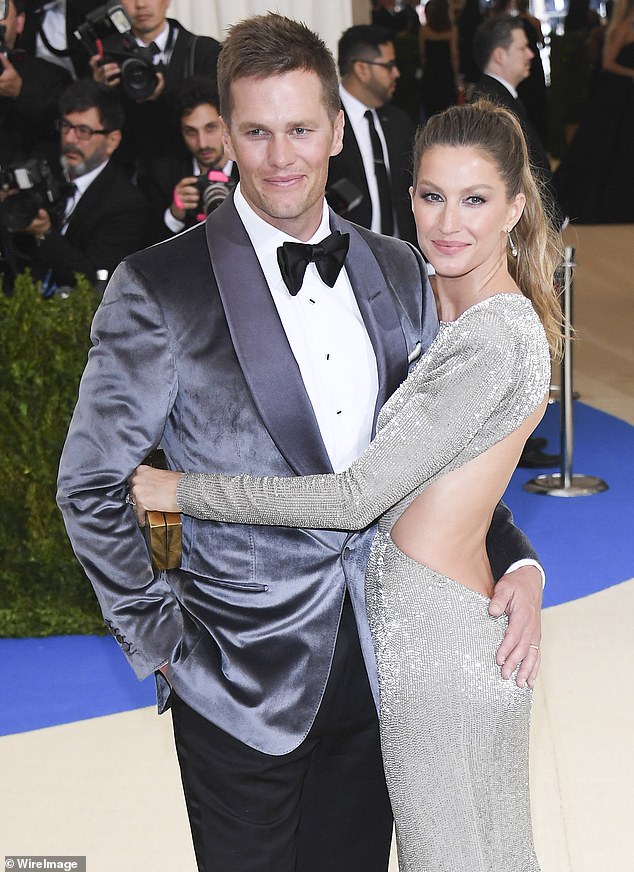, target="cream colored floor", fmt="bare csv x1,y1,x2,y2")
2,225,633,871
